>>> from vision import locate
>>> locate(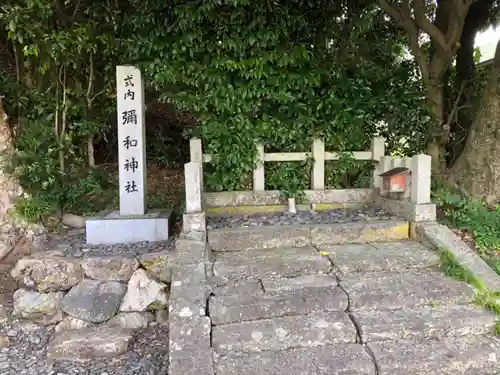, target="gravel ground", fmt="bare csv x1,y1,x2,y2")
36,230,176,258
0,319,169,375
207,205,399,229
